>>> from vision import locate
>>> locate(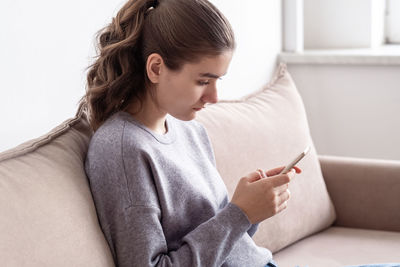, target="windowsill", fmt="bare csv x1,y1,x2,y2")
279,45,400,65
